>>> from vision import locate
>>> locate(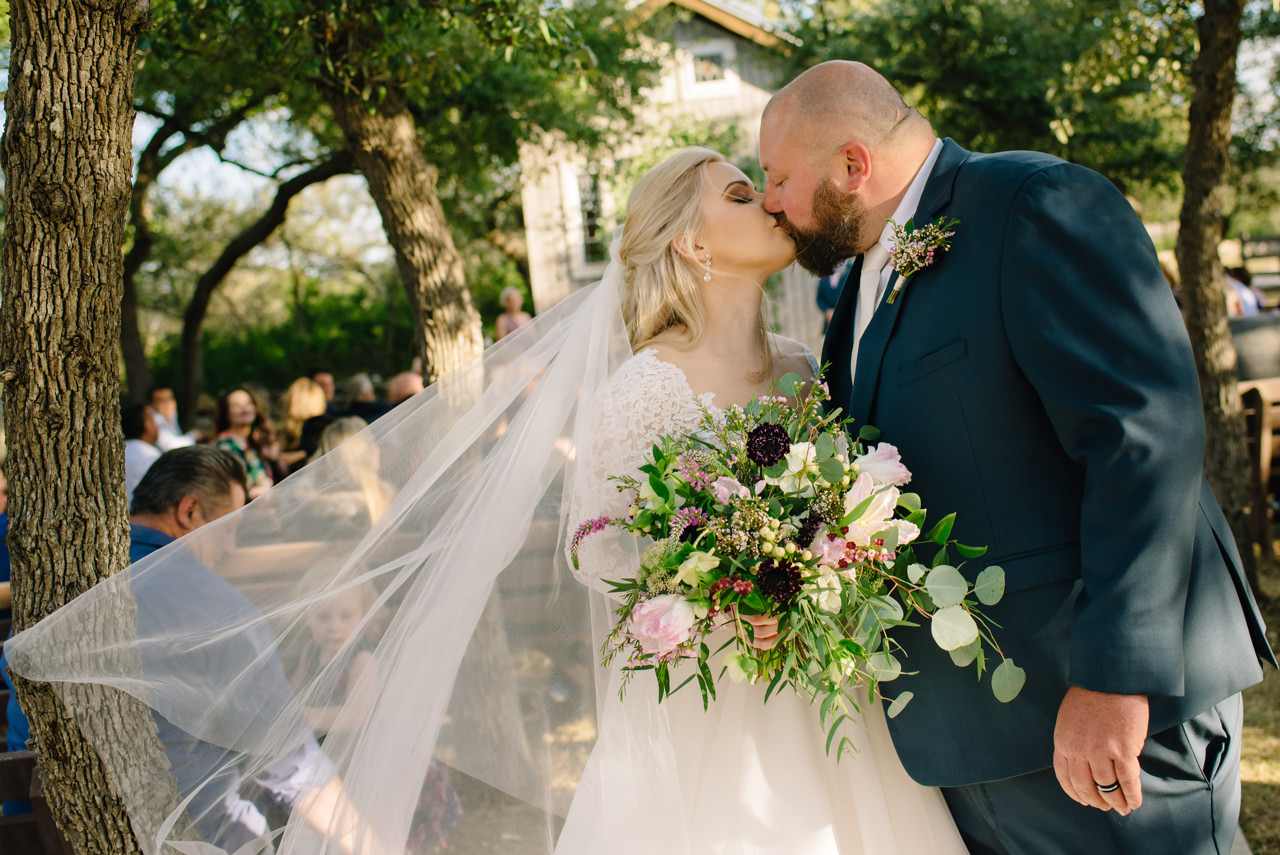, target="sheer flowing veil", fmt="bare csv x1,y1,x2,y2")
7,254,638,854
